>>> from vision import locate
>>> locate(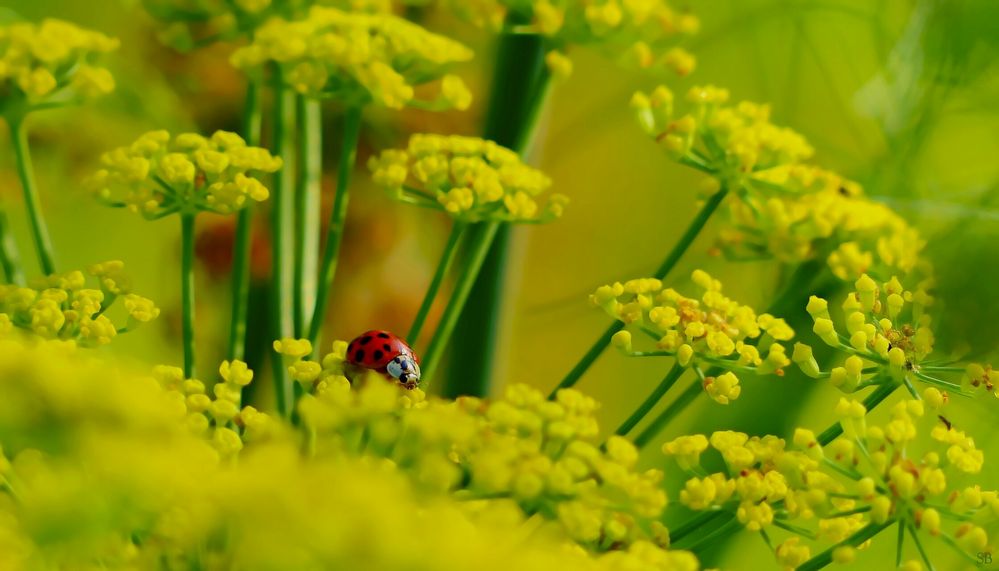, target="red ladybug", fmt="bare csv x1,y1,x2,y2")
346,330,421,389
